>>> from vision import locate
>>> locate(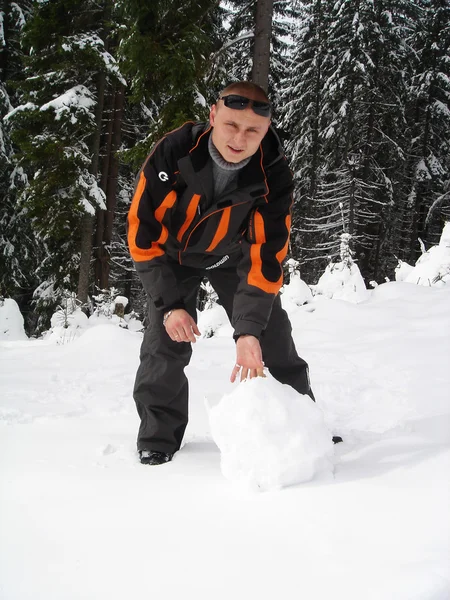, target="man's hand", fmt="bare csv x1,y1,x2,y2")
164,309,200,343
230,335,265,382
